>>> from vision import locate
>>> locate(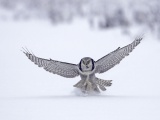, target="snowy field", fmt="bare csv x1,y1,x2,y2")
0,19,160,120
